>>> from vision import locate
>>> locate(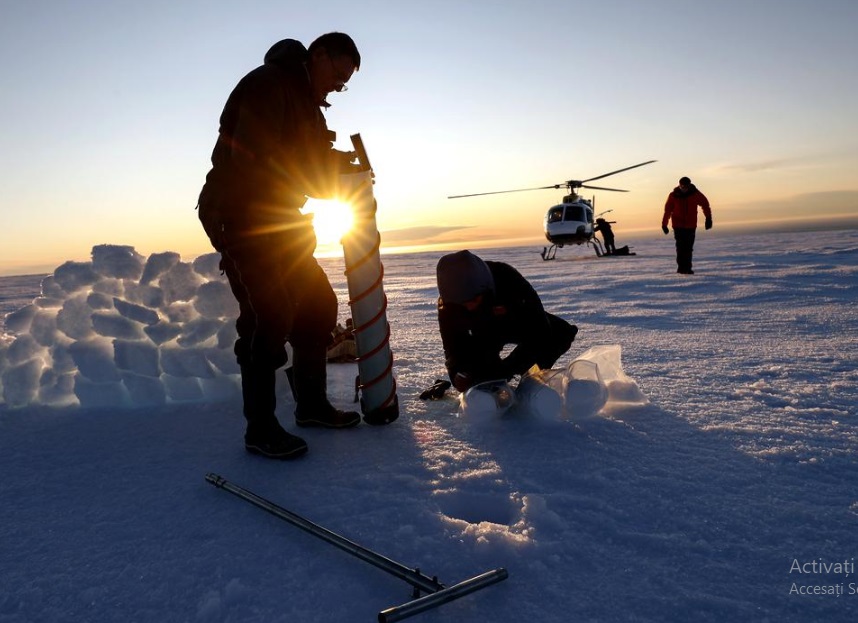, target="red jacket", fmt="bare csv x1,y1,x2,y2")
663,184,711,229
